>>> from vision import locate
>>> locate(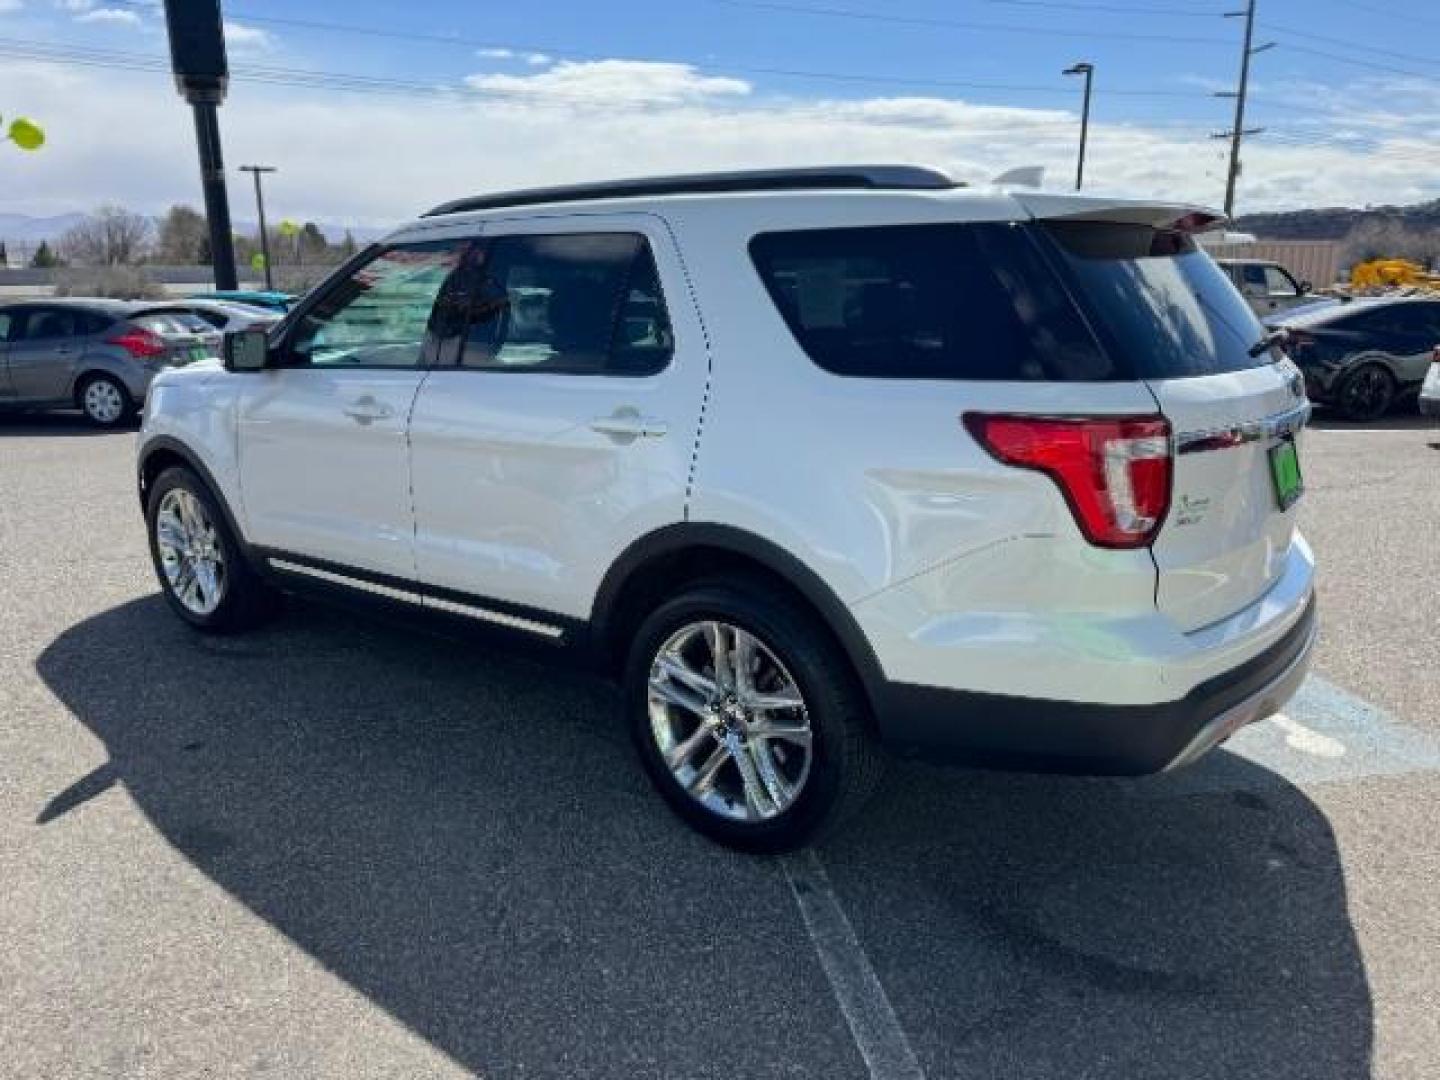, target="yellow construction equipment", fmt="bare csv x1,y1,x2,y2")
1349,258,1440,292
